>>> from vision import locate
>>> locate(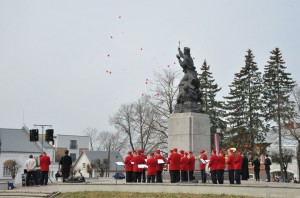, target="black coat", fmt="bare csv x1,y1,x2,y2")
60,155,72,172
264,157,271,170
252,159,260,172
241,156,249,180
